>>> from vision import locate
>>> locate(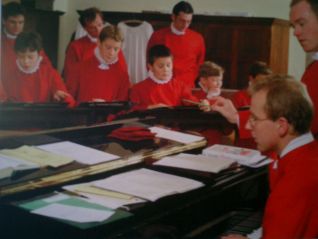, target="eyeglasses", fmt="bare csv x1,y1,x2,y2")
248,114,269,127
